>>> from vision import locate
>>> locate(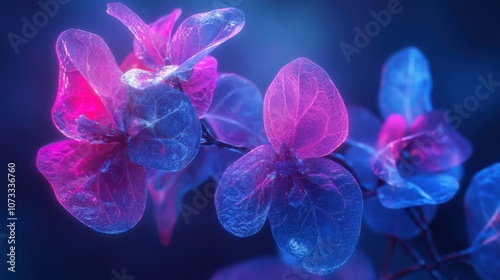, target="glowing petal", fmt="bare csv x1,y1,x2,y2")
170,8,245,71
36,140,146,234
345,146,378,191
181,56,218,118
120,52,149,72
147,147,214,245
346,106,381,151
376,114,407,150
214,145,277,237
465,163,500,280
379,46,432,123
264,58,348,158
53,29,126,138
377,173,459,209
205,73,266,148
268,158,362,275
125,84,201,171
107,2,164,69
148,8,182,58
121,65,179,90
364,196,437,239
